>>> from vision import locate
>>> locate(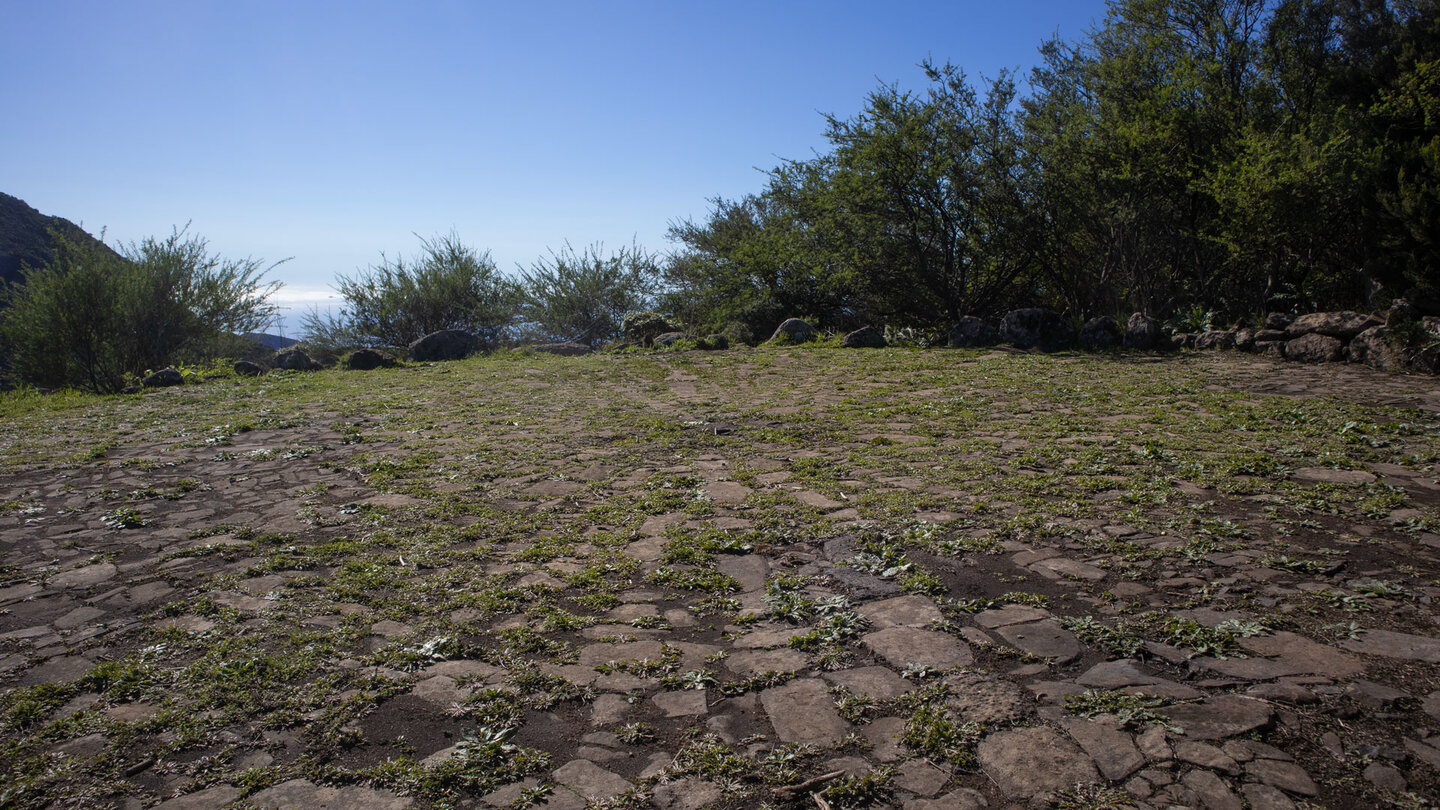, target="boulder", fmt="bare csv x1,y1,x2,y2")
949,317,999,348
1264,312,1294,331
1388,298,1418,323
621,311,676,345
1235,327,1257,351
1195,330,1238,351
233,360,265,377
141,368,184,388
1000,308,1074,351
1285,333,1345,363
768,318,817,344
1257,340,1286,359
1254,329,1287,342
1285,311,1383,340
1348,326,1403,371
654,331,688,348
841,326,887,348
346,348,396,370
1078,316,1121,349
531,342,592,356
274,348,321,371
1172,332,1197,349
696,334,729,350
1124,313,1163,350
408,330,478,362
